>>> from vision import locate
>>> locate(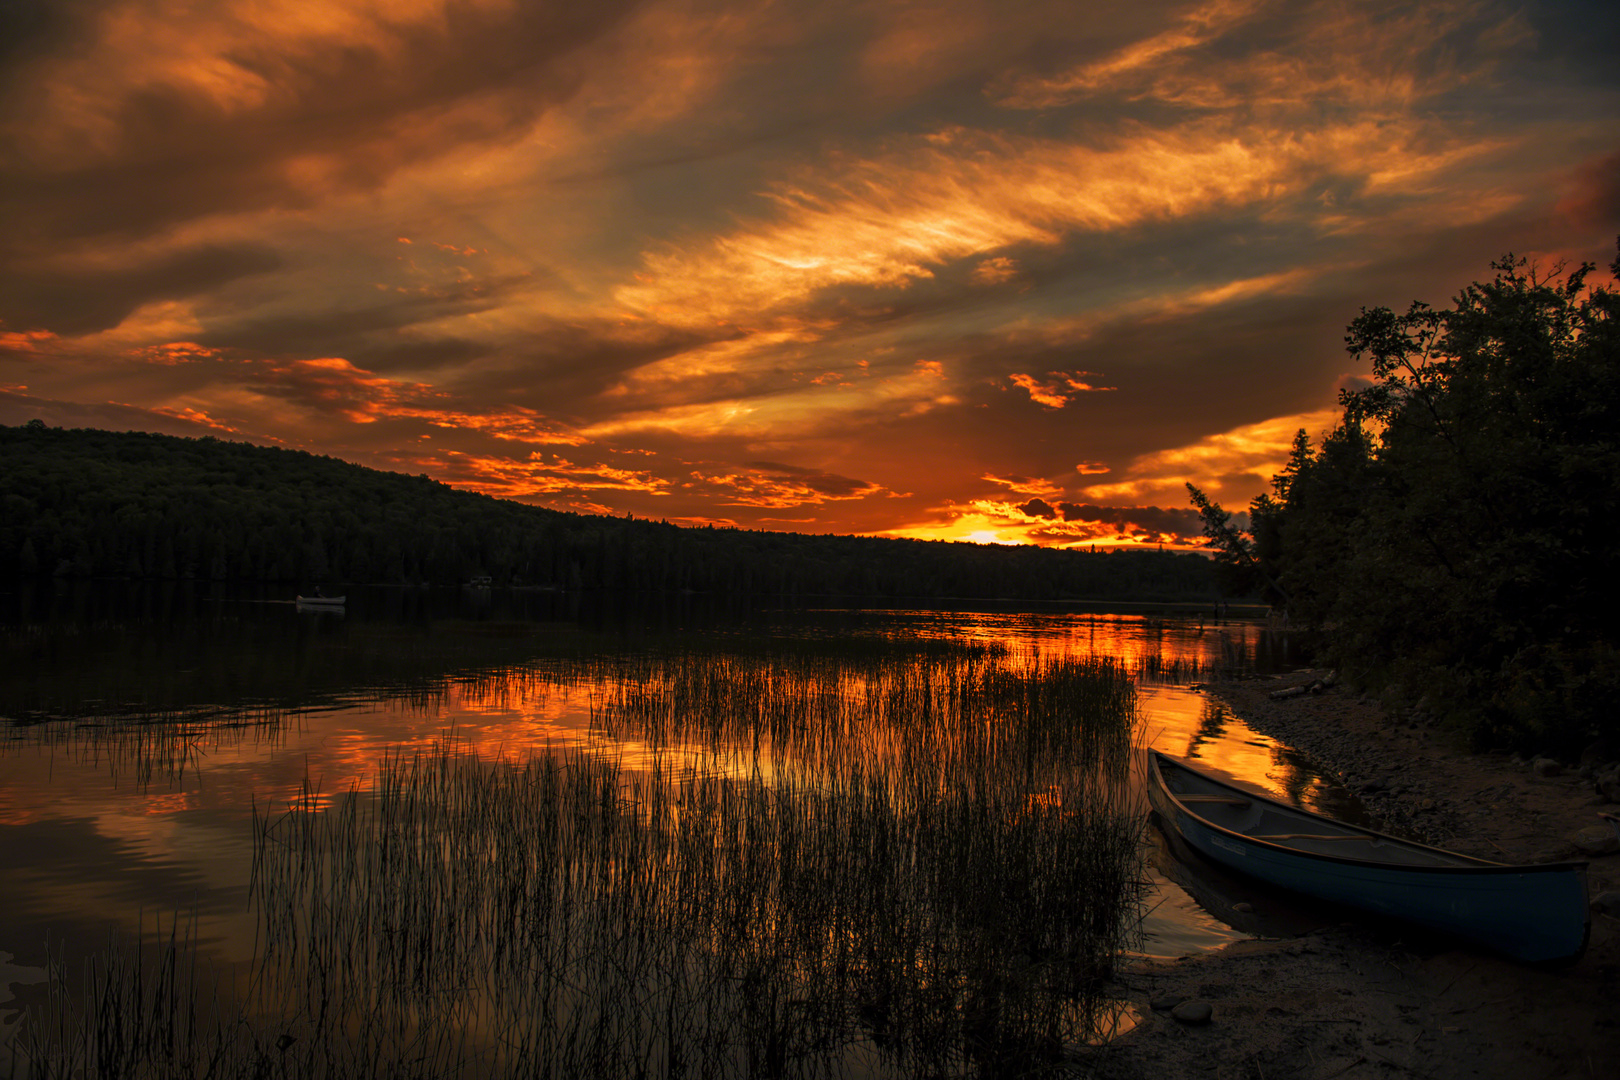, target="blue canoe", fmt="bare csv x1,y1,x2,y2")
1148,751,1589,964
